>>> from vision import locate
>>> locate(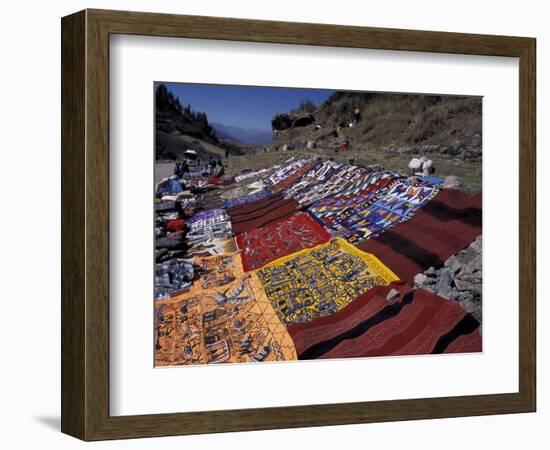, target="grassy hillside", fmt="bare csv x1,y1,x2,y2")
272,92,482,161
